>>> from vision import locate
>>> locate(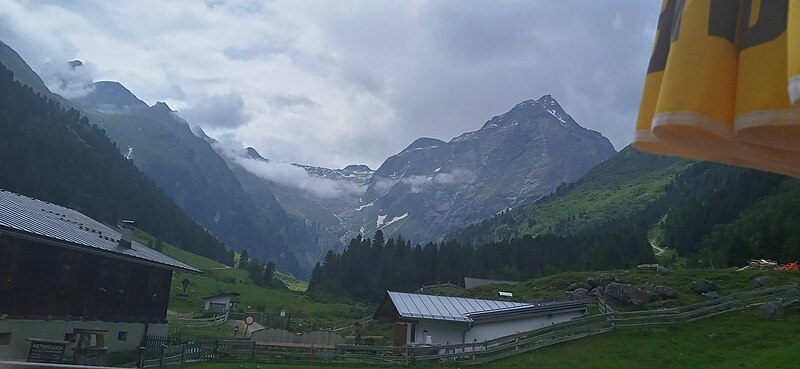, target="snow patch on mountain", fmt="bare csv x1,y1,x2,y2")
382,213,409,228
376,214,387,228
355,201,374,211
